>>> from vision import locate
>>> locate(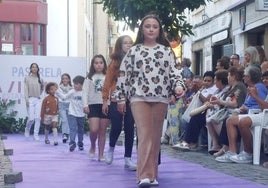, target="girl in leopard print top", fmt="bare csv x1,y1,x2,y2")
116,14,185,187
